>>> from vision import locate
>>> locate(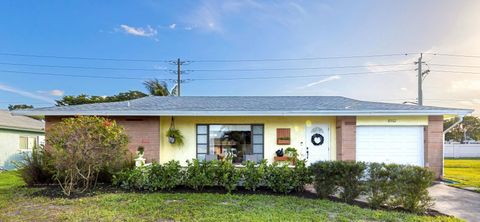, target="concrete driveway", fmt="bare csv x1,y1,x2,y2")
429,183,480,222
